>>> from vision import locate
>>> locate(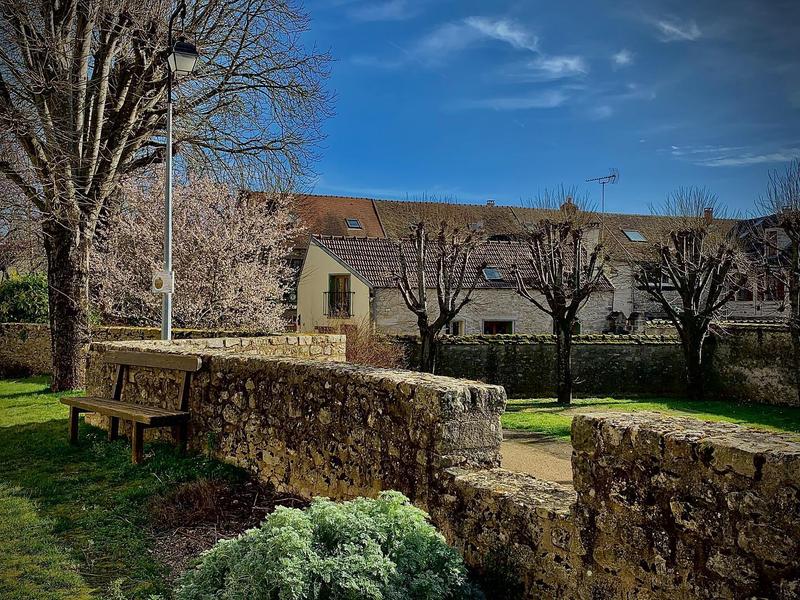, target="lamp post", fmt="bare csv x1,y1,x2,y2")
161,1,199,340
